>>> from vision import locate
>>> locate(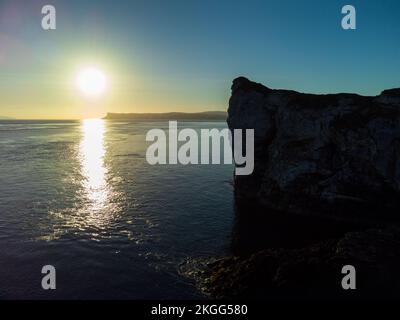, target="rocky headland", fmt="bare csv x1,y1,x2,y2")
183,77,400,299
104,111,227,121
